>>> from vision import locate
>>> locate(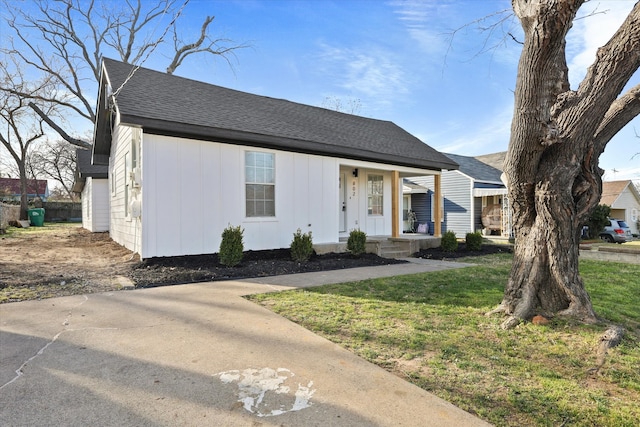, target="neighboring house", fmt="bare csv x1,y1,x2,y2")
73,148,109,232
0,177,49,202
90,58,458,259
600,180,640,236
405,152,511,237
